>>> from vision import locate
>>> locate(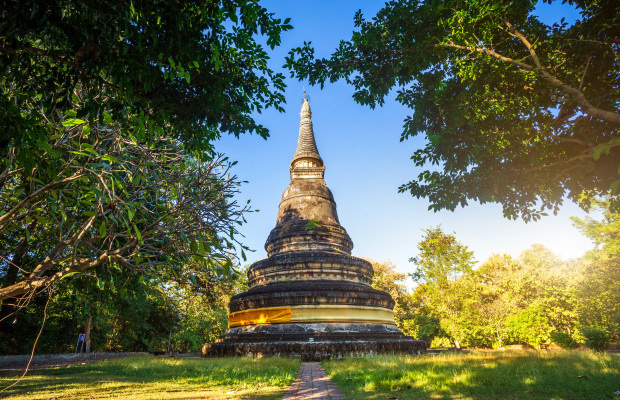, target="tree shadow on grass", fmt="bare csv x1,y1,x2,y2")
325,350,620,400
0,356,298,400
